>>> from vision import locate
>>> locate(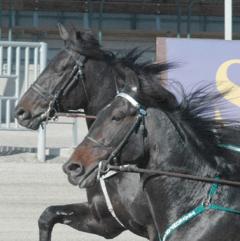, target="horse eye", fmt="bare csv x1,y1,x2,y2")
111,110,126,122
112,115,121,121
